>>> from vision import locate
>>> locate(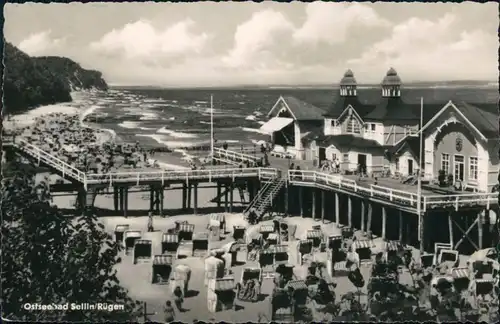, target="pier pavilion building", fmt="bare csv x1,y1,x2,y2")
261,68,499,194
